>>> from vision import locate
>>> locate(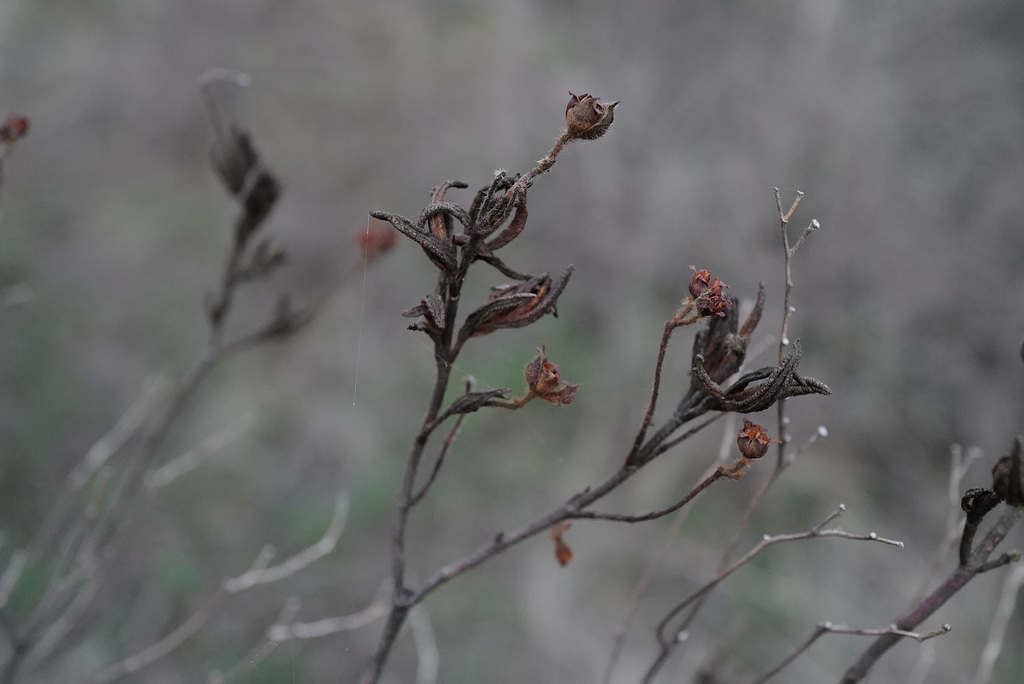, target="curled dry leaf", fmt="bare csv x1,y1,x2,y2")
550,521,574,567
